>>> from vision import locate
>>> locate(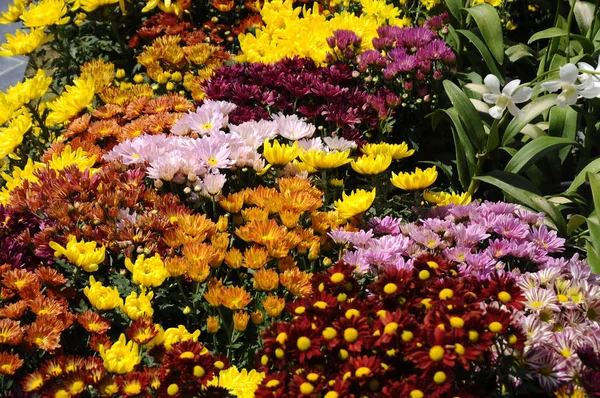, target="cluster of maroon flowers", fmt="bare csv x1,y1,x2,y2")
205,57,382,145
255,255,530,397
